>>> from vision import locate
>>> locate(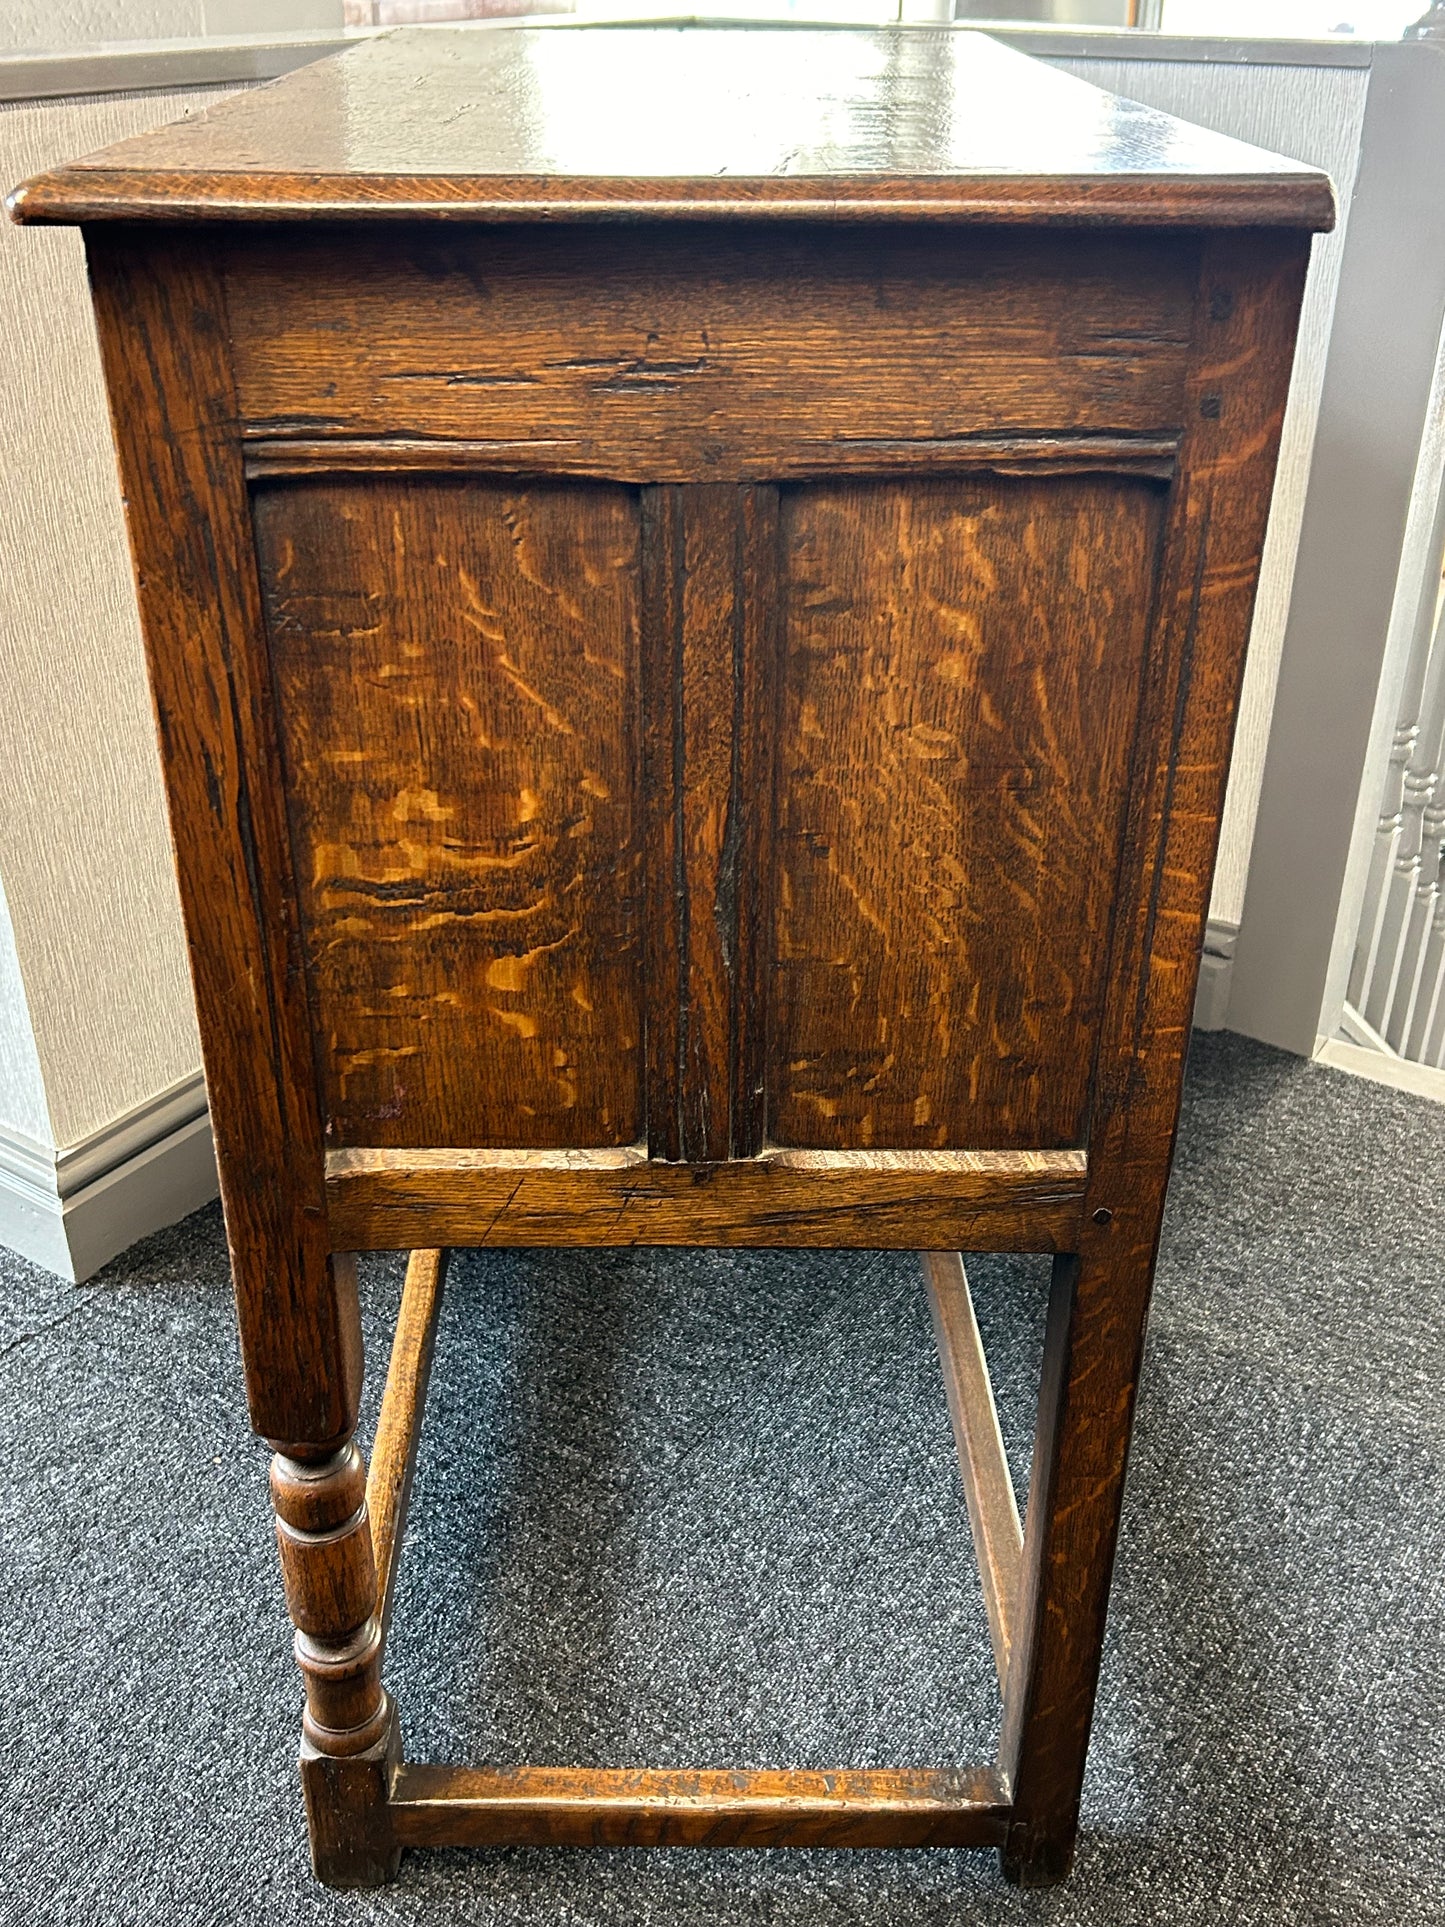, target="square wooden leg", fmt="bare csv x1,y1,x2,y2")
301,1700,403,1890
999,1244,1155,1886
